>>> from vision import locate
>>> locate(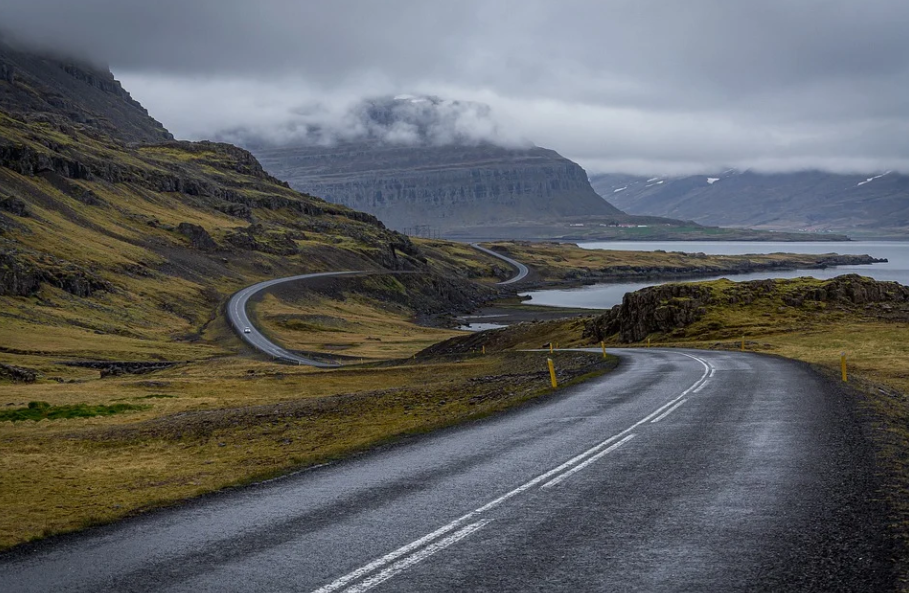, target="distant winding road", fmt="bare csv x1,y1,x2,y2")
227,247,529,365
0,348,893,591
470,243,530,285
226,271,364,367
